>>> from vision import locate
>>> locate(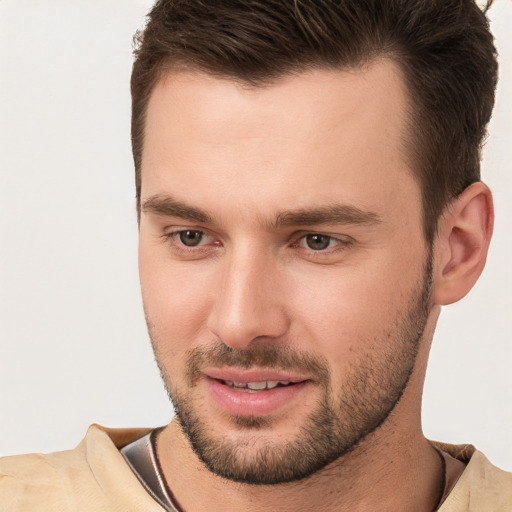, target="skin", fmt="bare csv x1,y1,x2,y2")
138,59,493,511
